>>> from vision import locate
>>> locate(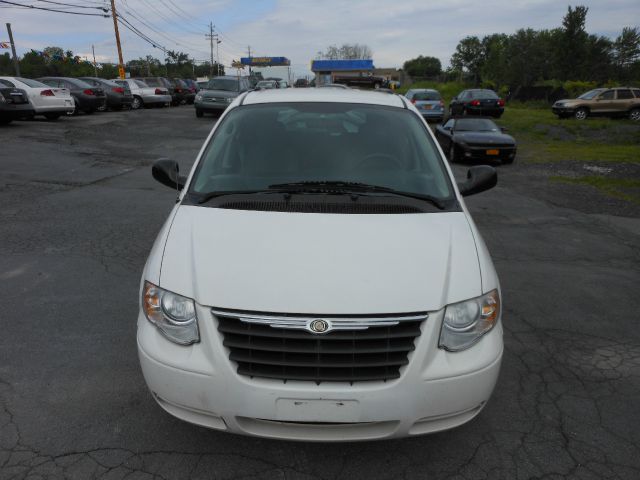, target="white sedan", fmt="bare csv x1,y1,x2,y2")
0,76,74,120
